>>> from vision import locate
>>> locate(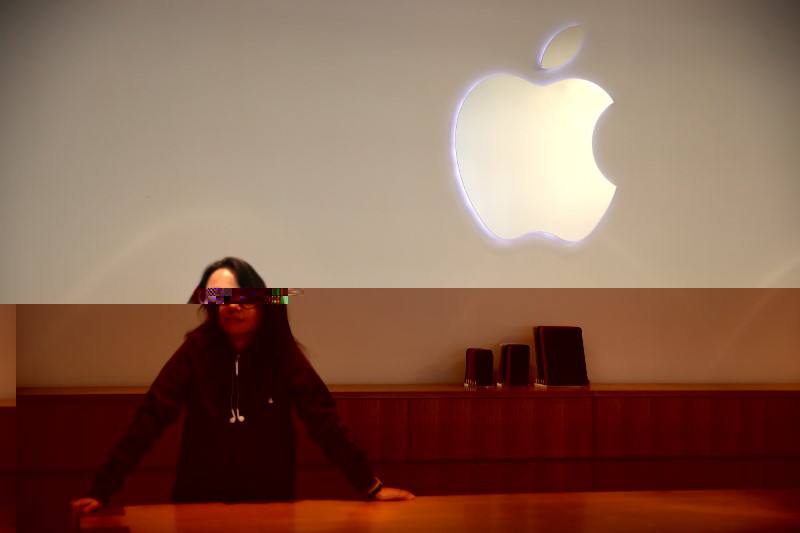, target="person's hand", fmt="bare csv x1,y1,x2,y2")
372,487,415,501
70,497,103,517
